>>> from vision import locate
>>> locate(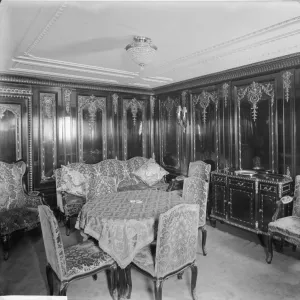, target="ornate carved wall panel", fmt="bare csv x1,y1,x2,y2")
234,81,275,171
111,93,120,159
122,98,147,160
78,95,107,163
191,89,219,169
40,92,57,182
159,96,181,172
0,89,32,191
